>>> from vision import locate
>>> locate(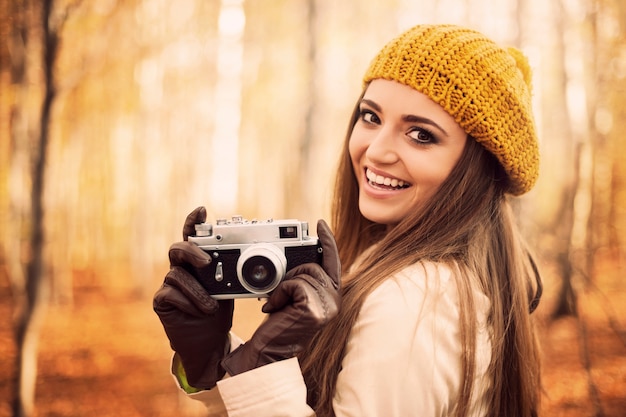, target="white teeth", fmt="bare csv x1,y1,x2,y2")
366,168,407,189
